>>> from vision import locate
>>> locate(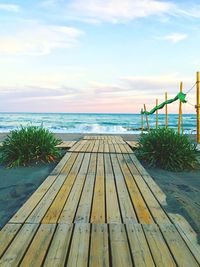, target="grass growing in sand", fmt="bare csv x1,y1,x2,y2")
0,126,62,167
136,128,199,171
